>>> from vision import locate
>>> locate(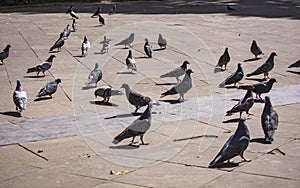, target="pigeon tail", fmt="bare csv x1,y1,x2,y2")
27,67,38,73
238,85,253,90
160,87,177,98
